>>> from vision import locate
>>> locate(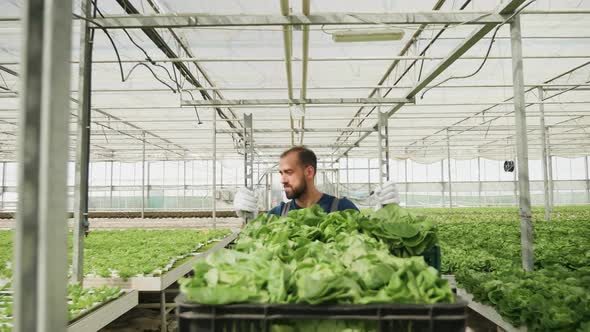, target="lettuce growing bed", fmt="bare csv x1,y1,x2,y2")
0,229,235,291
0,283,138,332
436,206,590,332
